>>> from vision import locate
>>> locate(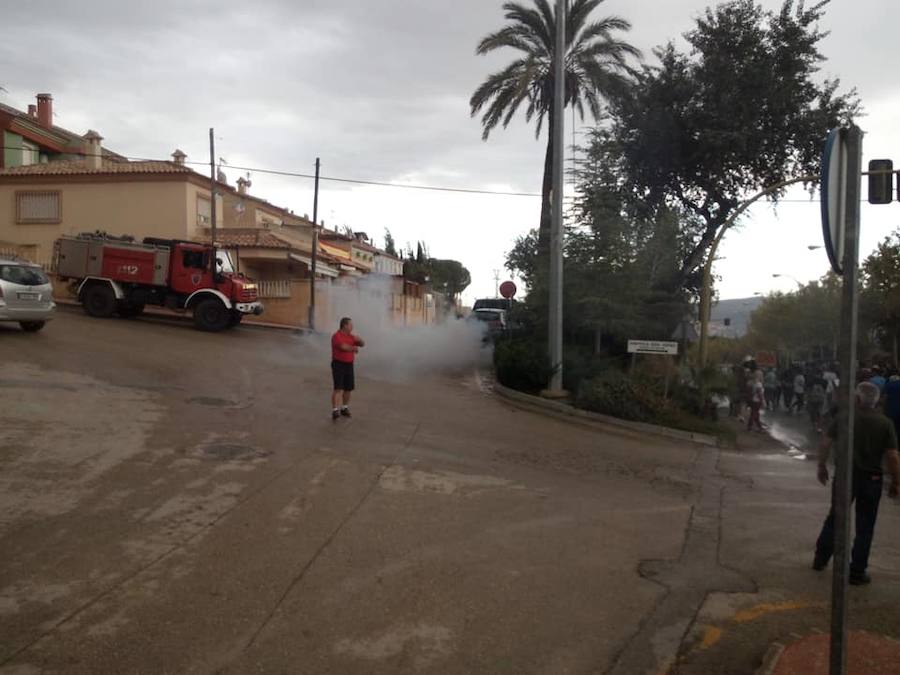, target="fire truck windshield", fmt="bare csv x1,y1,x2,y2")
216,250,235,273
